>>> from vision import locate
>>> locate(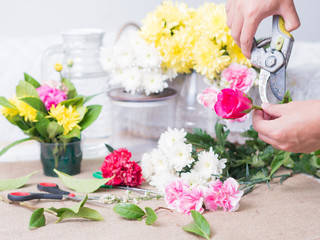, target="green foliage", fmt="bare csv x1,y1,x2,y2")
54,169,114,193
61,78,77,99
0,171,37,191
29,194,103,229
78,105,102,131
16,80,39,98
24,73,41,88
113,203,146,221
145,207,157,225
0,138,37,157
29,208,46,229
183,210,211,240
20,97,47,114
